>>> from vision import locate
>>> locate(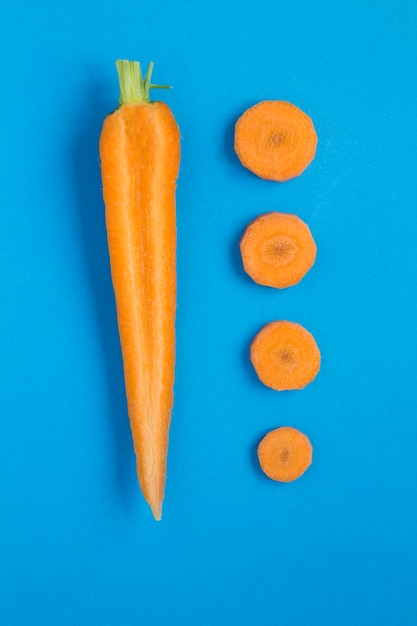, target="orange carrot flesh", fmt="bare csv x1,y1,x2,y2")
250,320,320,391
99,61,180,520
240,212,317,288
258,426,312,482
234,101,317,182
